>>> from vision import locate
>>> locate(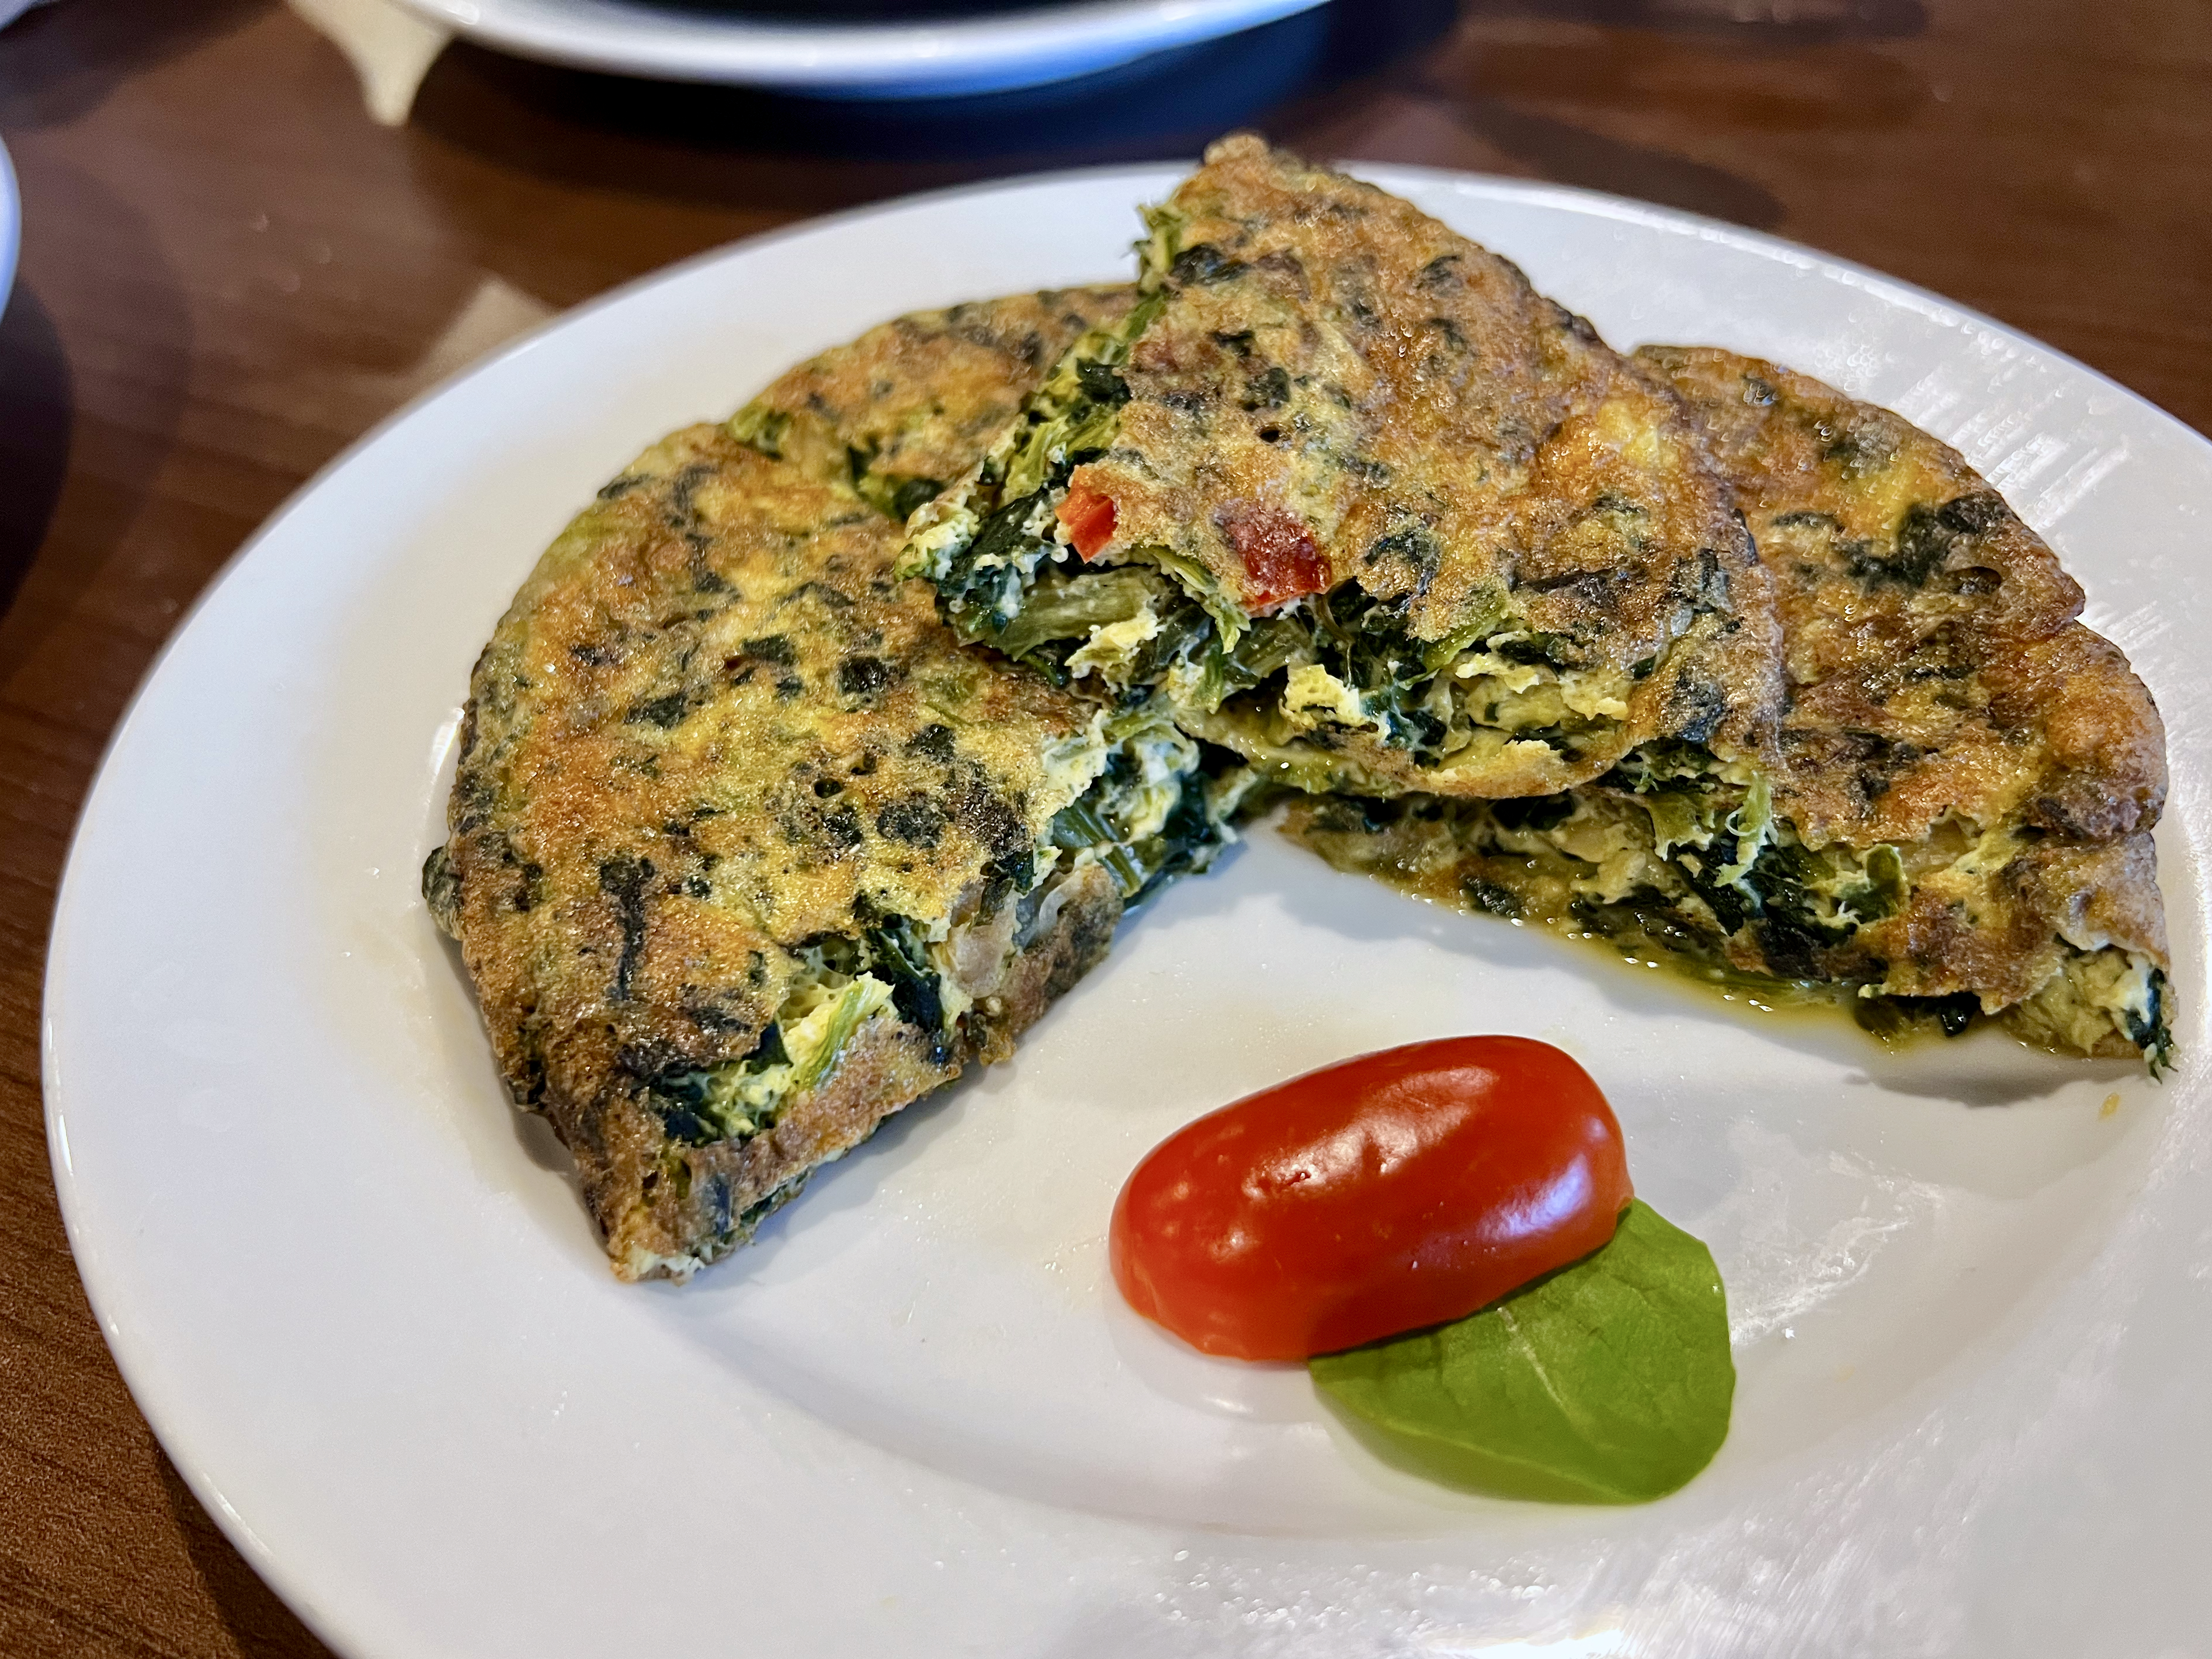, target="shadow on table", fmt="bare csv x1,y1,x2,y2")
409,0,1462,211
157,1451,338,1659
1377,0,1929,232
0,288,71,630
1408,0,1926,228
1428,89,1790,227
405,0,1929,246
0,151,193,687
0,0,268,129
1466,0,1926,42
